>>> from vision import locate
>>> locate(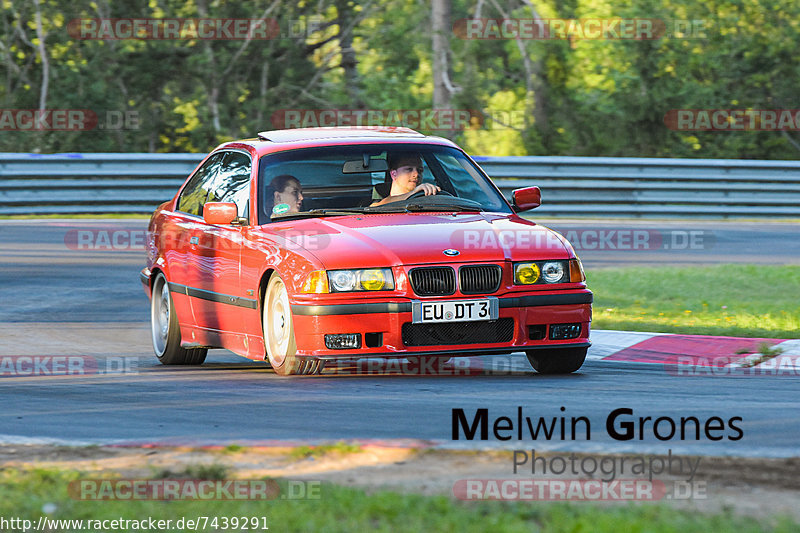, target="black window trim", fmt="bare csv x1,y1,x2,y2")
175,148,254,223
254,143,512,220
216,149,254,226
